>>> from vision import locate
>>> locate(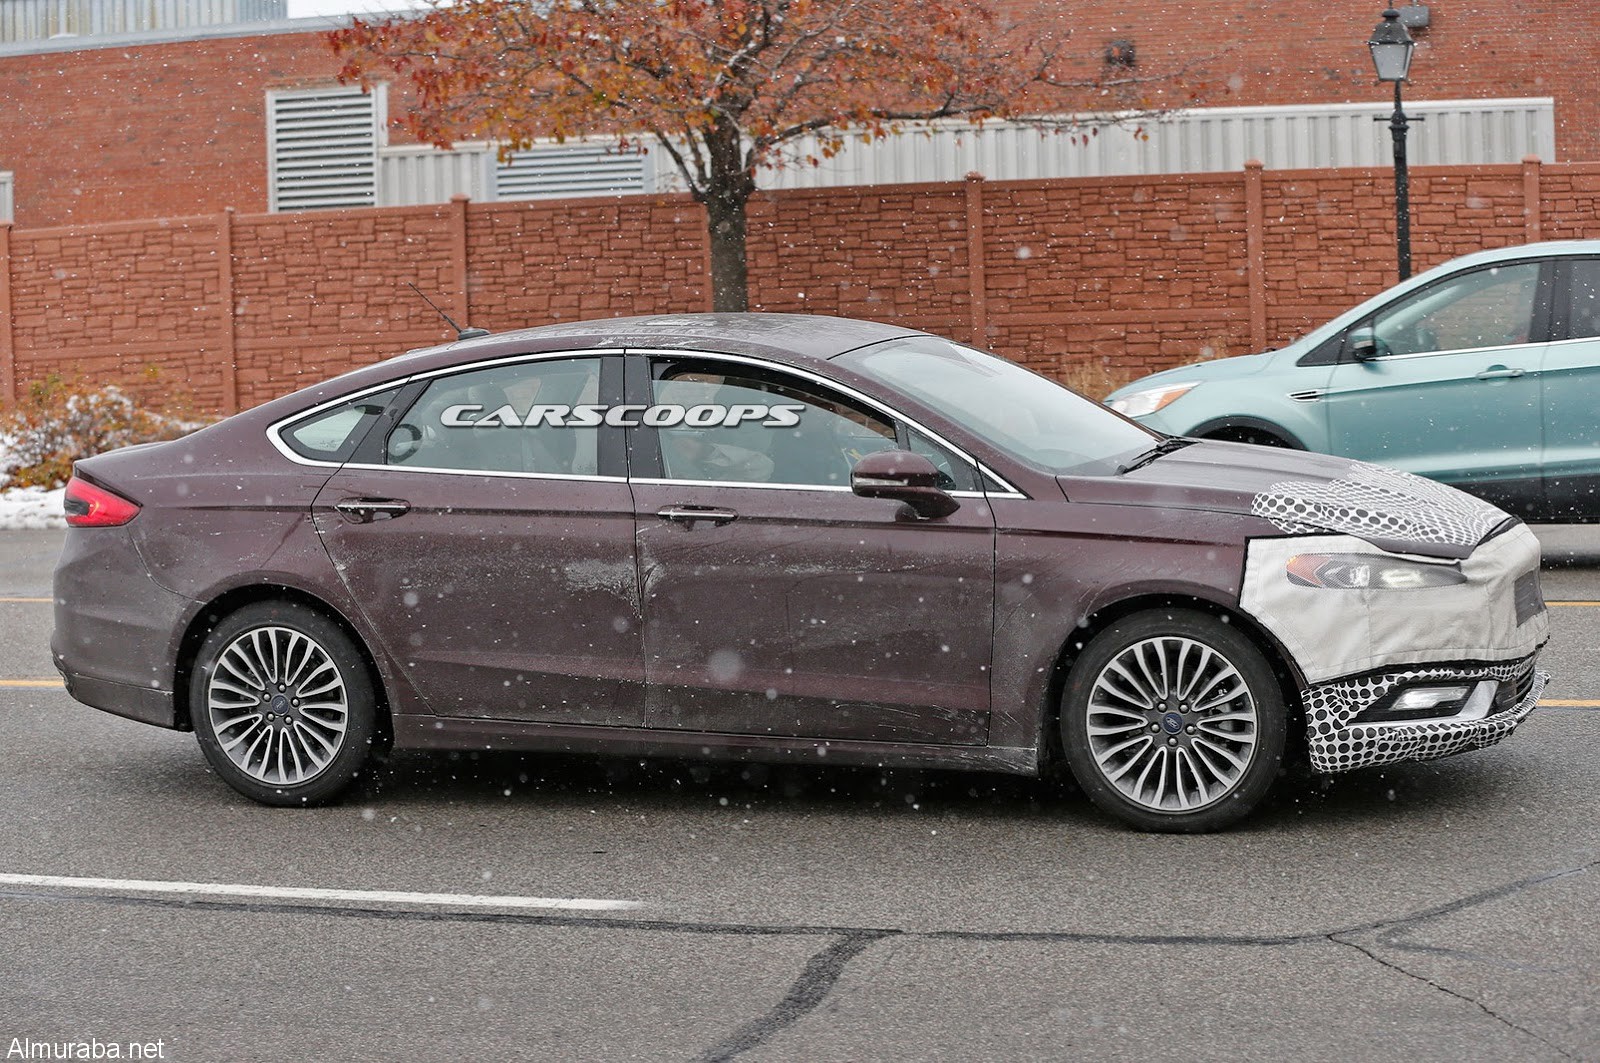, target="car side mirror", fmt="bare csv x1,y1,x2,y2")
1348,328,1386,363
851,450,960,521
